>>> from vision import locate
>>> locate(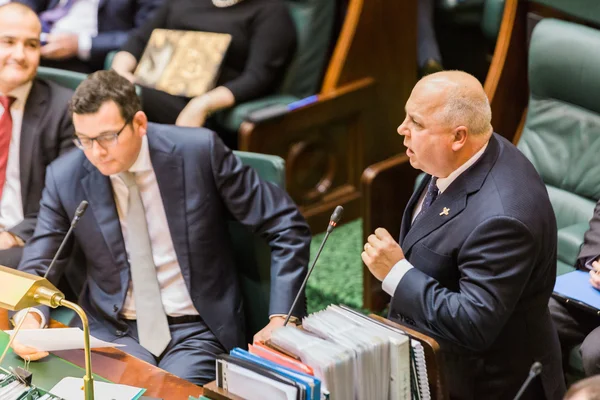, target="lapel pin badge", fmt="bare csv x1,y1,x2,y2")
439,207,450,216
